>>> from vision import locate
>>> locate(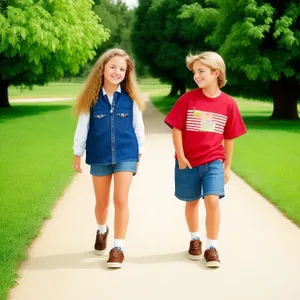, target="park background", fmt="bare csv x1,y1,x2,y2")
0,0,299,299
